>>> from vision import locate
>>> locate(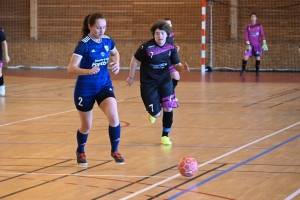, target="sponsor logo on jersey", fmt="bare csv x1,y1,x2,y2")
92,58,109,67
150,63,168,69
101,52,105,56
250,32,259,37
